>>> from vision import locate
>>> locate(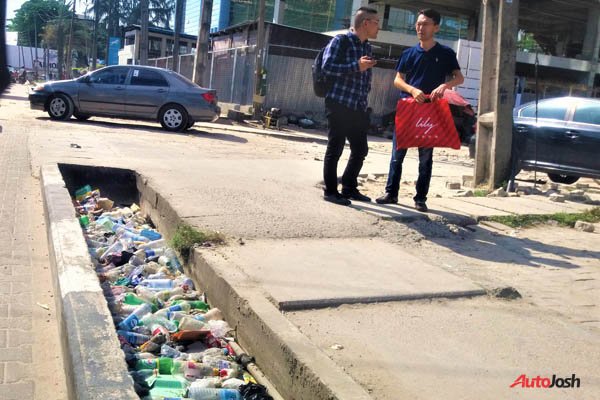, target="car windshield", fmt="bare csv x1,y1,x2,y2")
520,99,568,121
